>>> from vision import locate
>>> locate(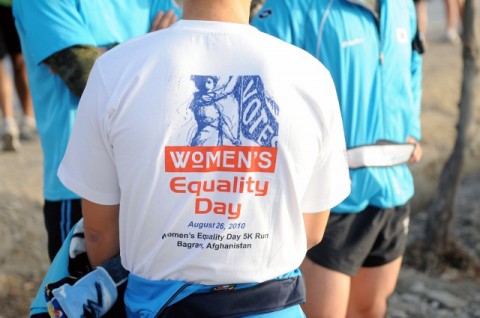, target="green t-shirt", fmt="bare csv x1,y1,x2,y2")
0,0,12,8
